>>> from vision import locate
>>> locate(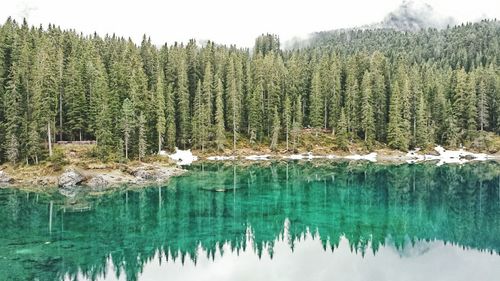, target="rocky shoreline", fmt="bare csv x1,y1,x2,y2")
1,146,499,193
0,163,186,193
